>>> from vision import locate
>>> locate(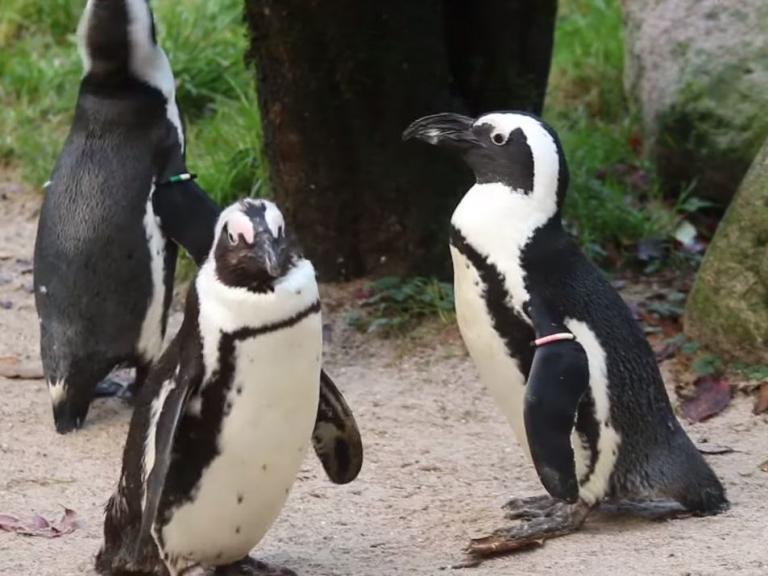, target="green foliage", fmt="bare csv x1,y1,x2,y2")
0,0,265,205
691,354,723,377
347,277,455,337
546,0,692,266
